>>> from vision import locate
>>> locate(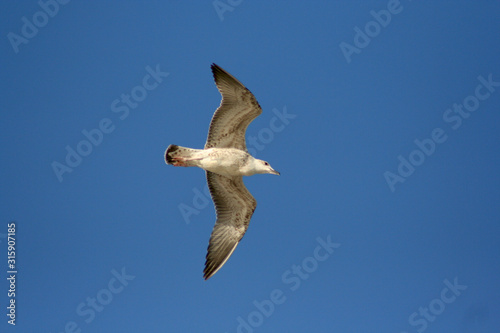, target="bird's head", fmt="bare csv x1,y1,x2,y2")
255,159,280,175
